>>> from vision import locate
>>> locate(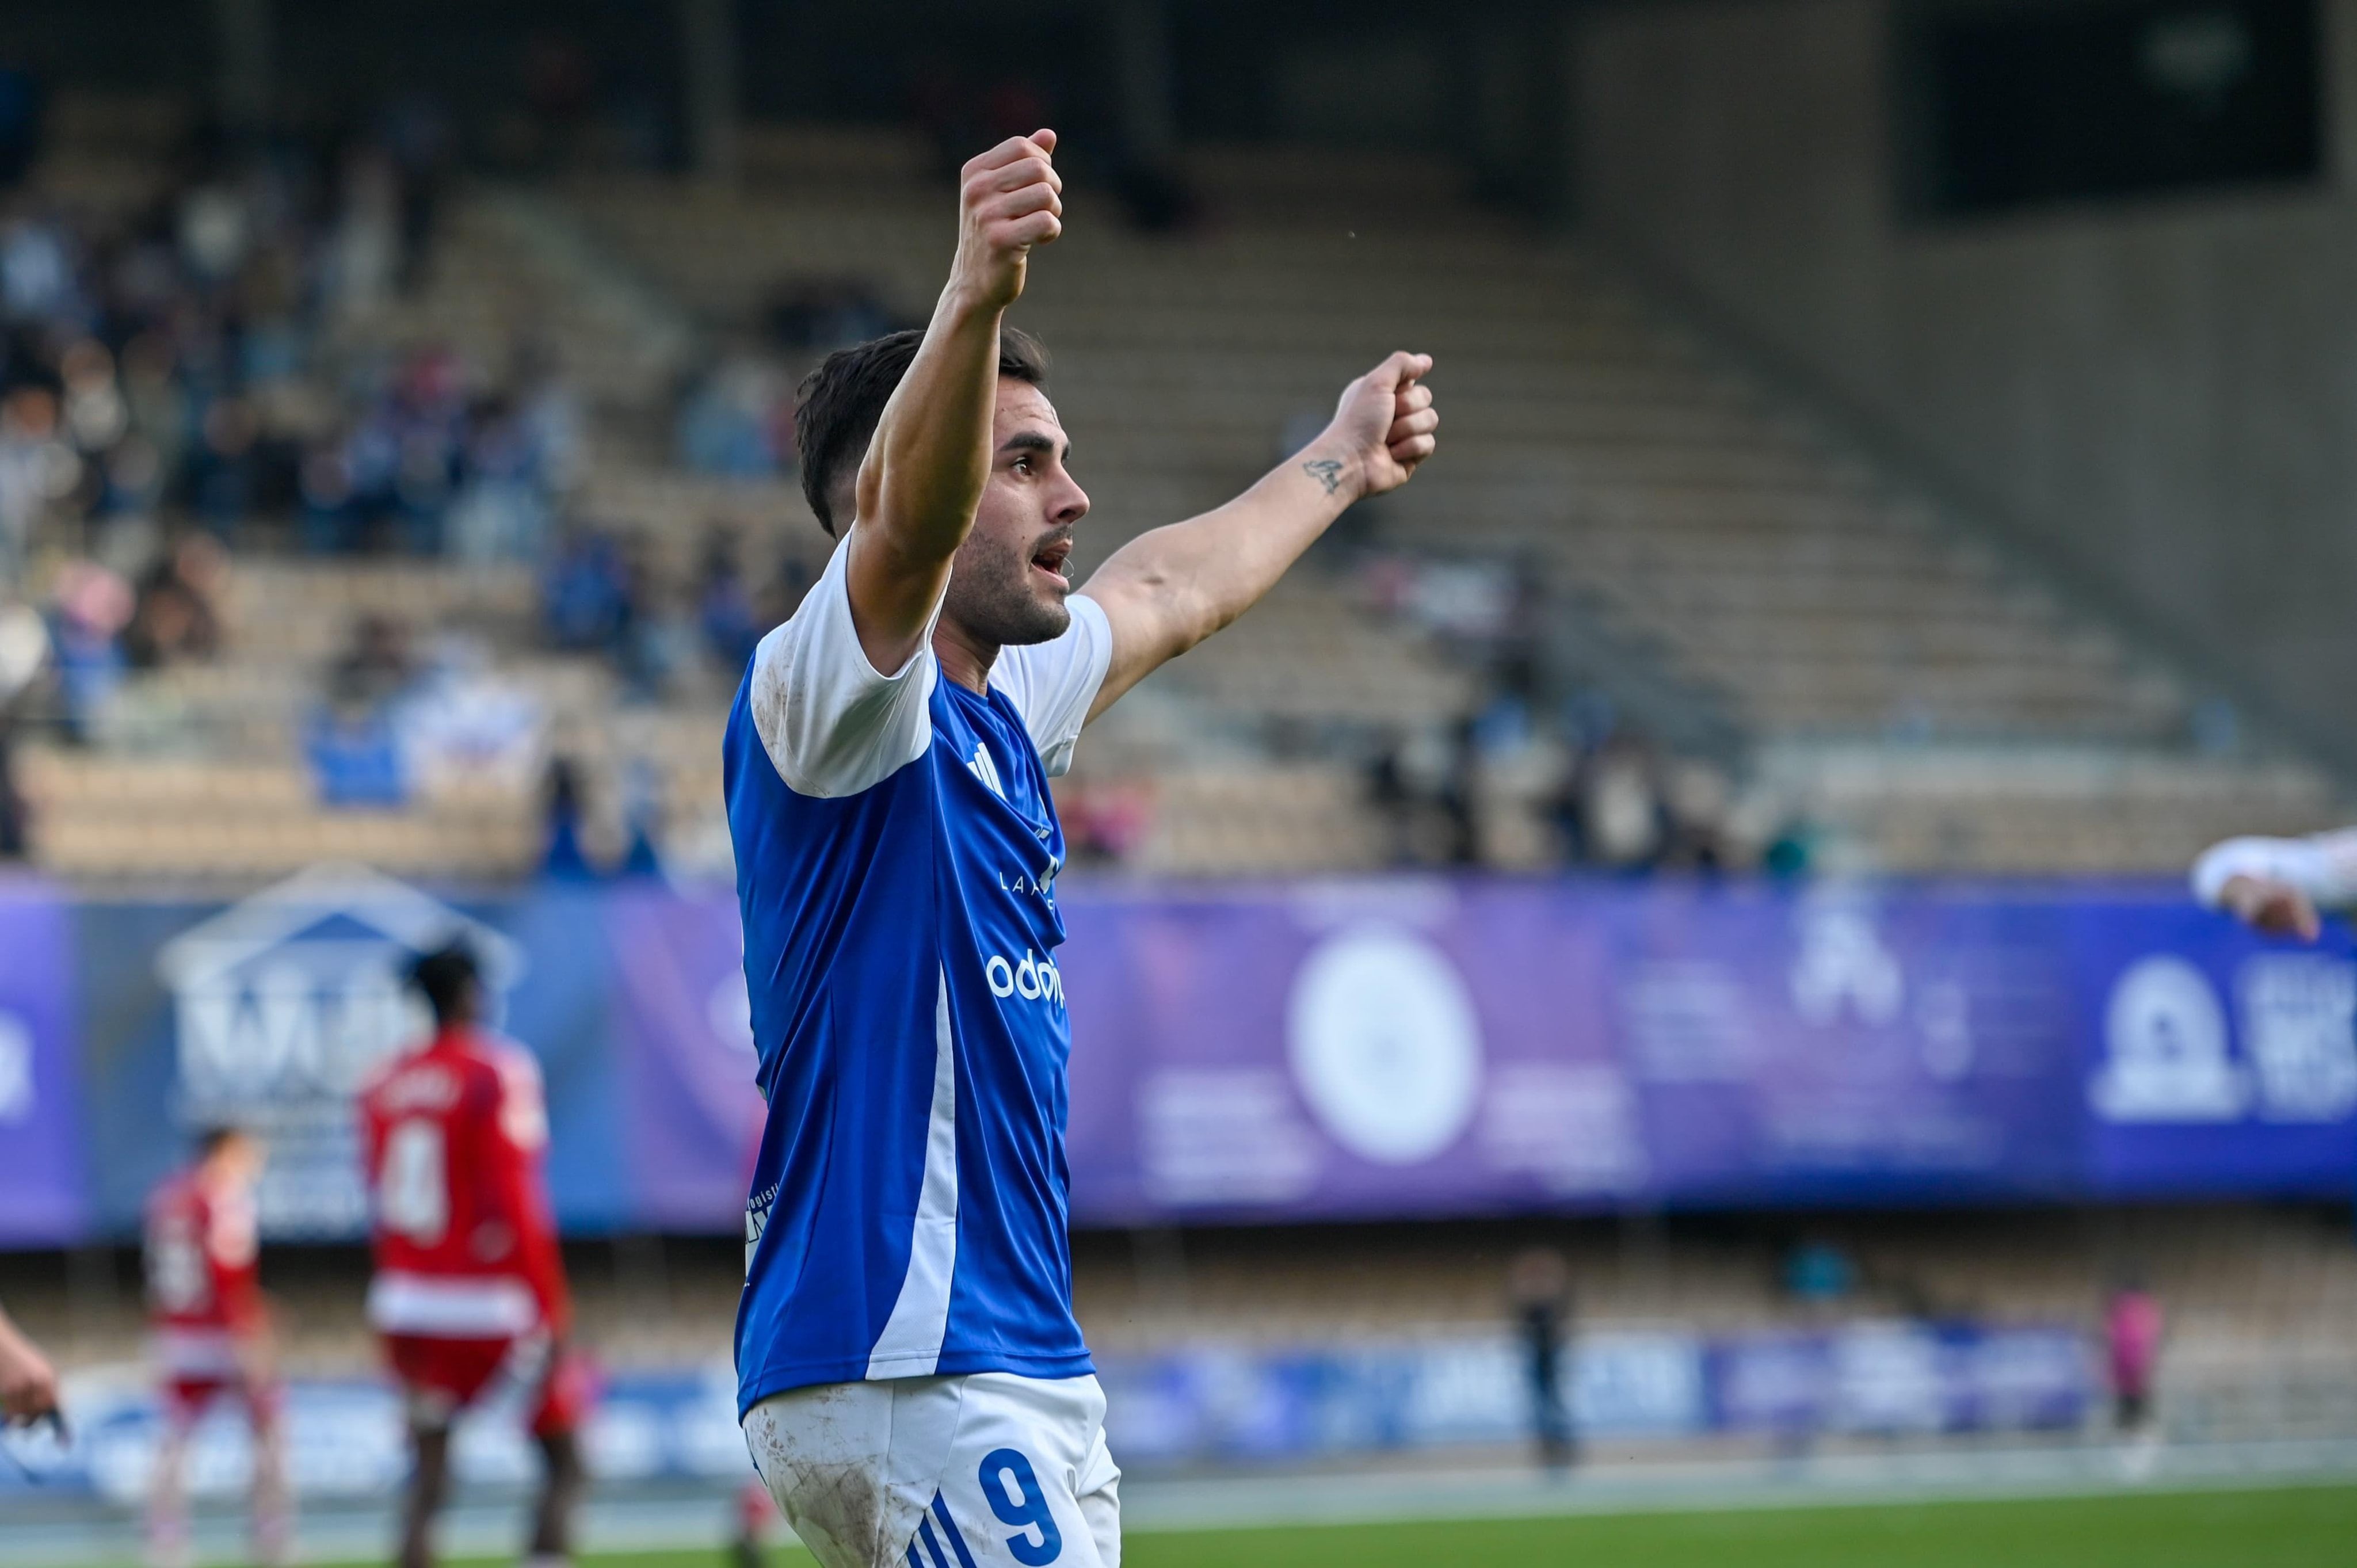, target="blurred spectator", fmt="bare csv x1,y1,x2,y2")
0,66,41,190
1059,776,1154,865
380,96,454,293
616,755,665,877
1657,759,1736,873
330,614,417,711
324,147,401,324
542,756,595,879
676,353,791,478
543,526,630,653
0,112,566,570
123,534,226,670
1441,714,1481,866
0,385,60,584
306,614,417,806
396,635,544,798
46,558,132,741
696,529,762,673
447,394,550,563
1507,1247,1576,1475
1784,1238,1856,1306
1366,724,1466,867
755,554,812,637
0,711,26,859
1,211,75,321
1556,731,1667,871
2107,1275,2164,1438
